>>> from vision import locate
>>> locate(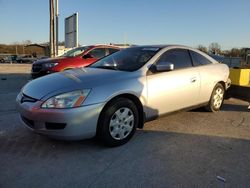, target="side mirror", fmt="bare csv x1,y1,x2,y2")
155,62,174,72
82,54,93,59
